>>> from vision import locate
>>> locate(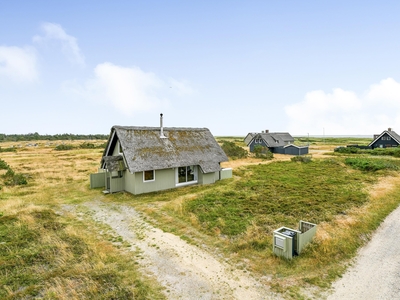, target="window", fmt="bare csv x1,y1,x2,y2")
143,170,155,182
177,166,197,184
387,136,391,140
